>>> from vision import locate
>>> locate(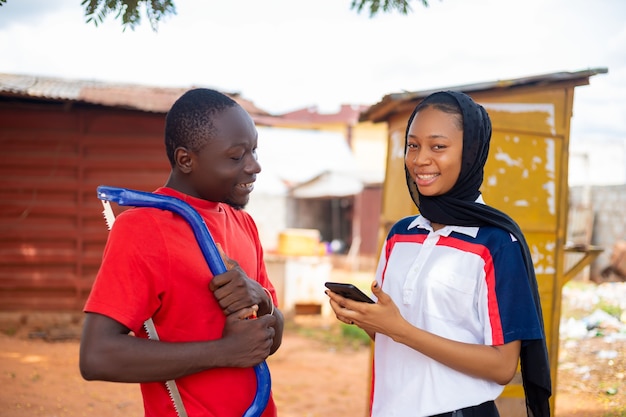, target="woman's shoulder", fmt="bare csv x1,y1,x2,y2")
475,224,520,246
394,214,421,226
387,215,422,235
